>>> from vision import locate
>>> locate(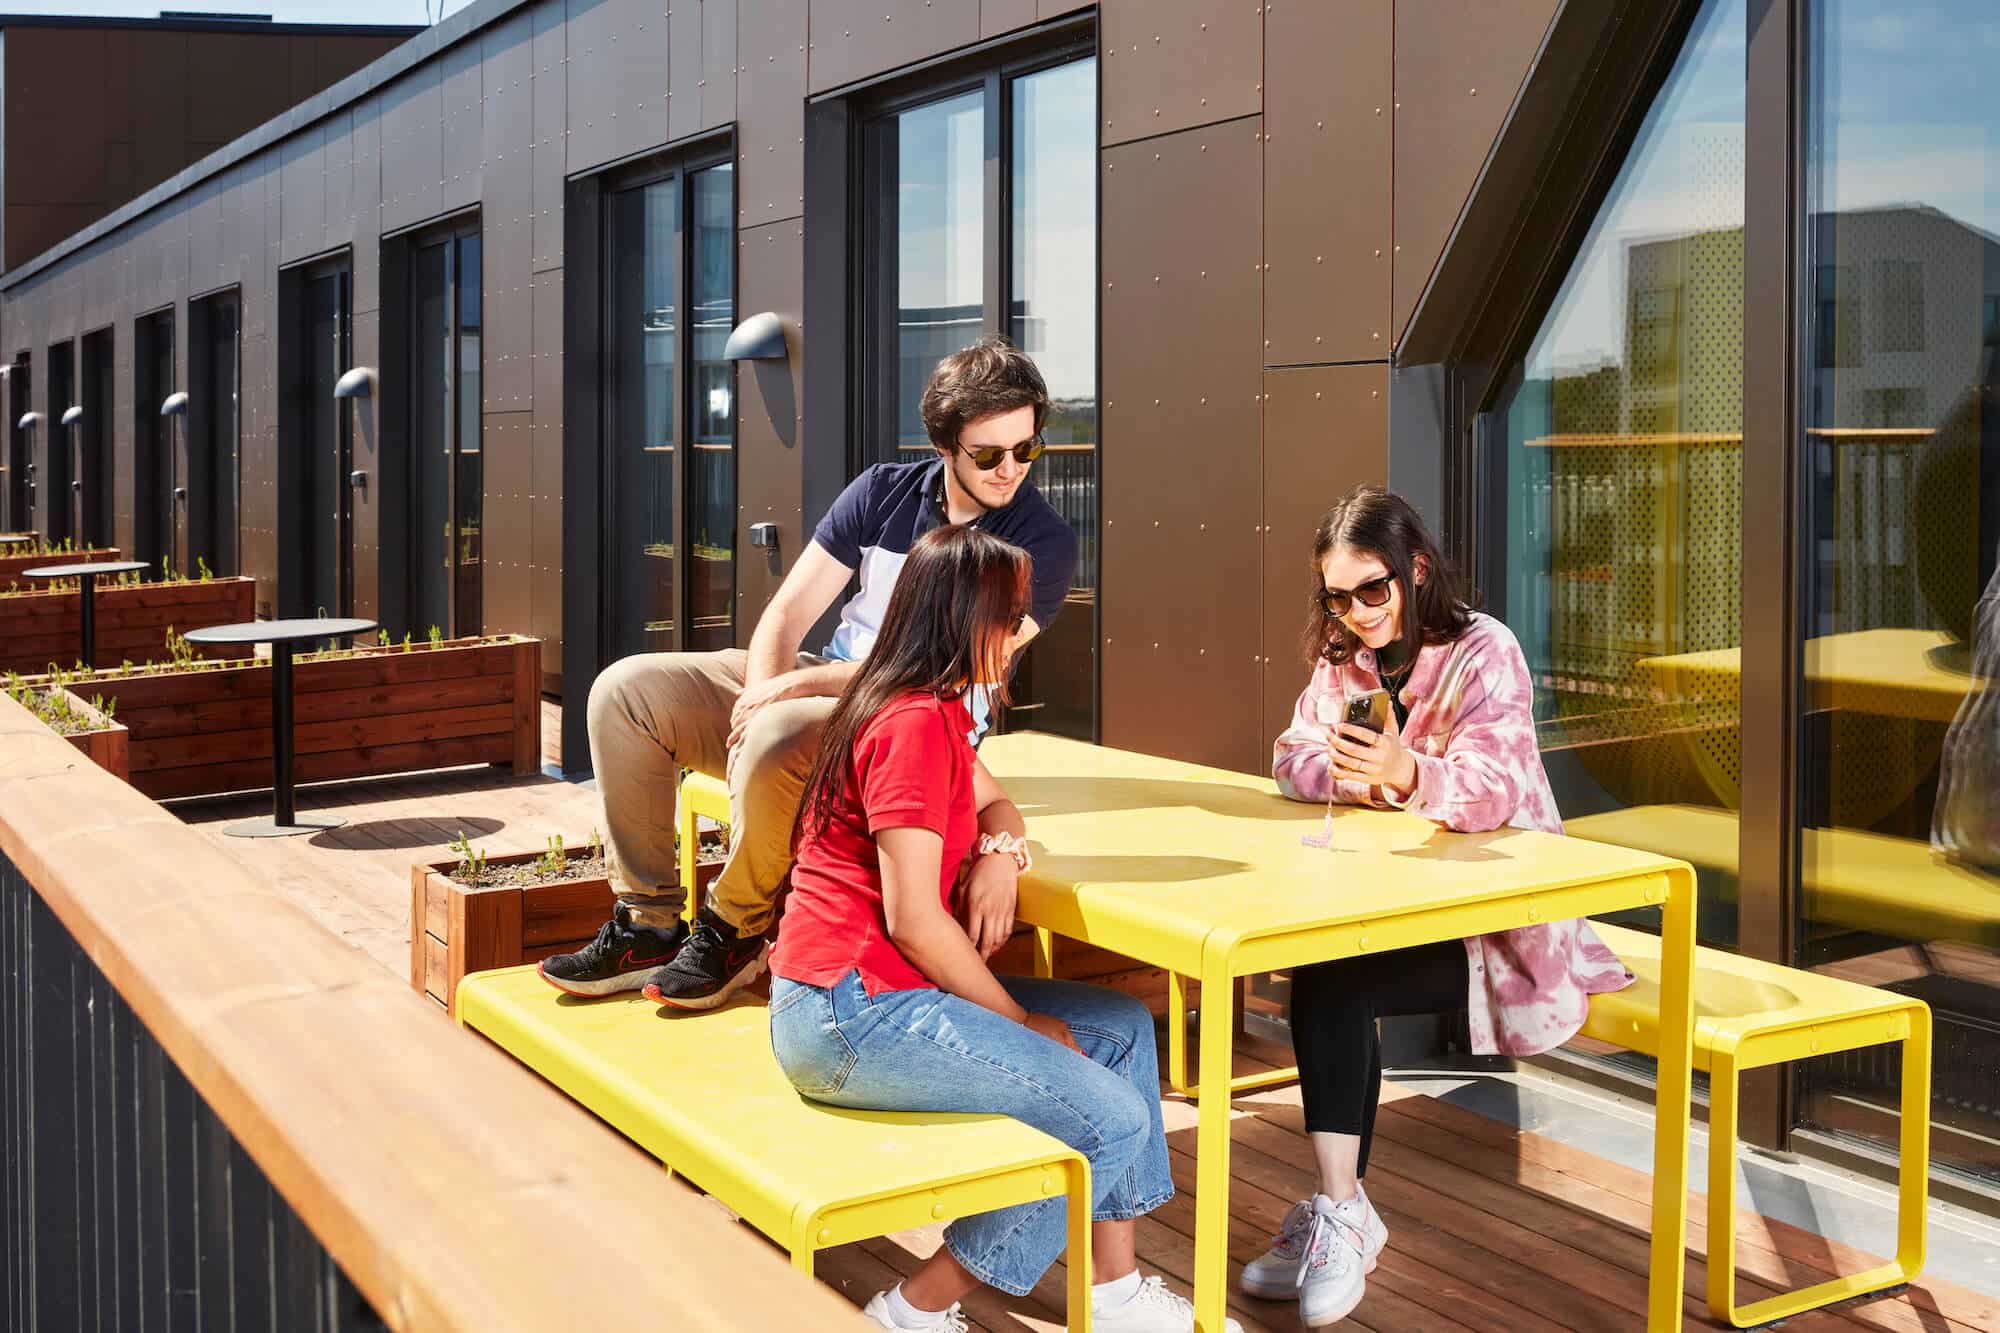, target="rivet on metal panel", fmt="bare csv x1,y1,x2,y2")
1315,255,1323,264
1372,390,1379,398
1042,1175,1058,1195
1469,88,1478,96
1315,392,1321,401
1153,643,1159,650
817,1228,831,1244
1357,935,1369,951
1199,523,1206,530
